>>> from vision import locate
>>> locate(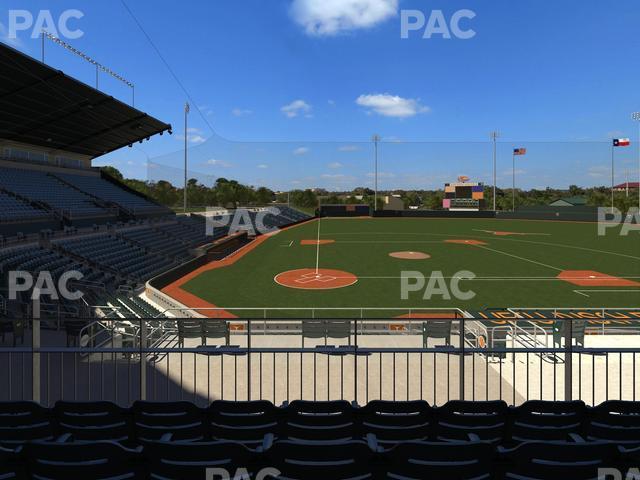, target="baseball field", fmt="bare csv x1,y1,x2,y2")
163,217,640,316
